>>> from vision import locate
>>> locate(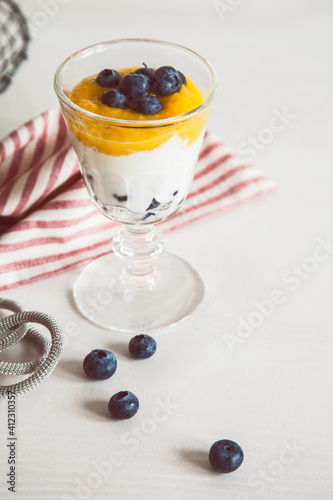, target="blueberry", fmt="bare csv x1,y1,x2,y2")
178,71,186,86
129,334,157,359
209,440,244,473
146,198,160,211
134,63,155,83
108,391,139,419
83,349,117,380
113,193,128,202
142,212,155,220
119,73,150,99
96,69,121,87
153,66,183,95
129,95,162,115
101,89,128,109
